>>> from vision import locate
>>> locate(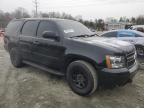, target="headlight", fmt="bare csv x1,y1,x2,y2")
134,51,137,59
106,55,125,69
